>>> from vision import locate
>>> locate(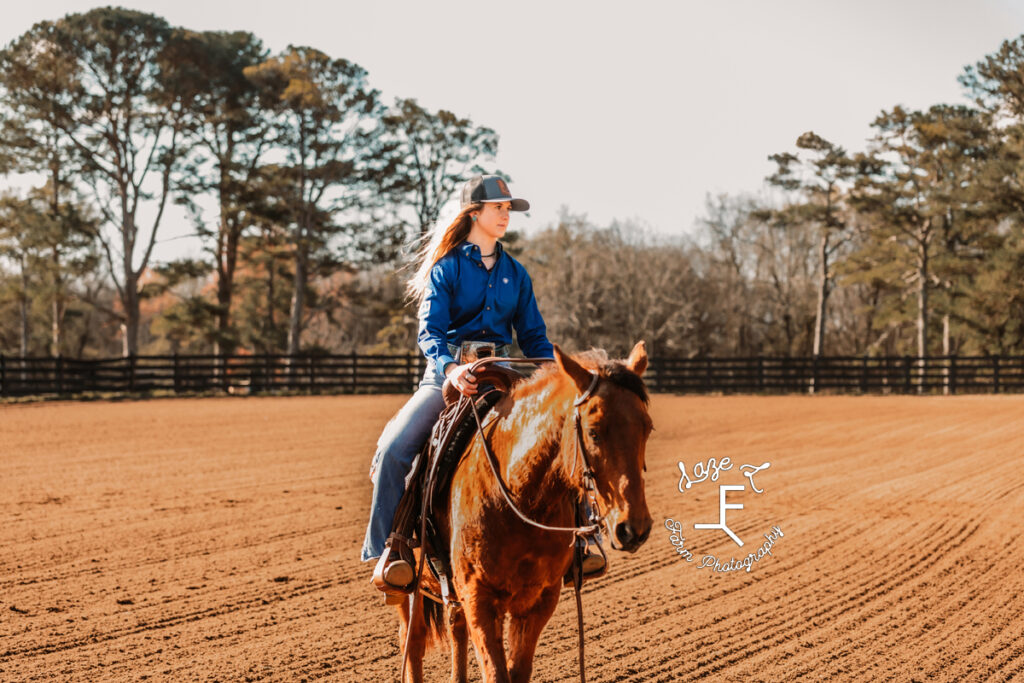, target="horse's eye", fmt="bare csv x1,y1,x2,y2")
588,429,600,443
